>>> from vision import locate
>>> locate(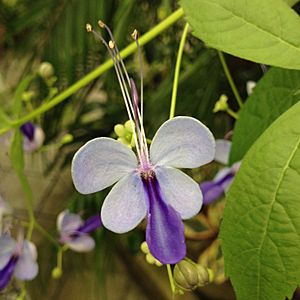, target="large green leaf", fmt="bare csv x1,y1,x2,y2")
180,0,300,69
285,0,299,6
230,68,300,164
220,101,300,300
